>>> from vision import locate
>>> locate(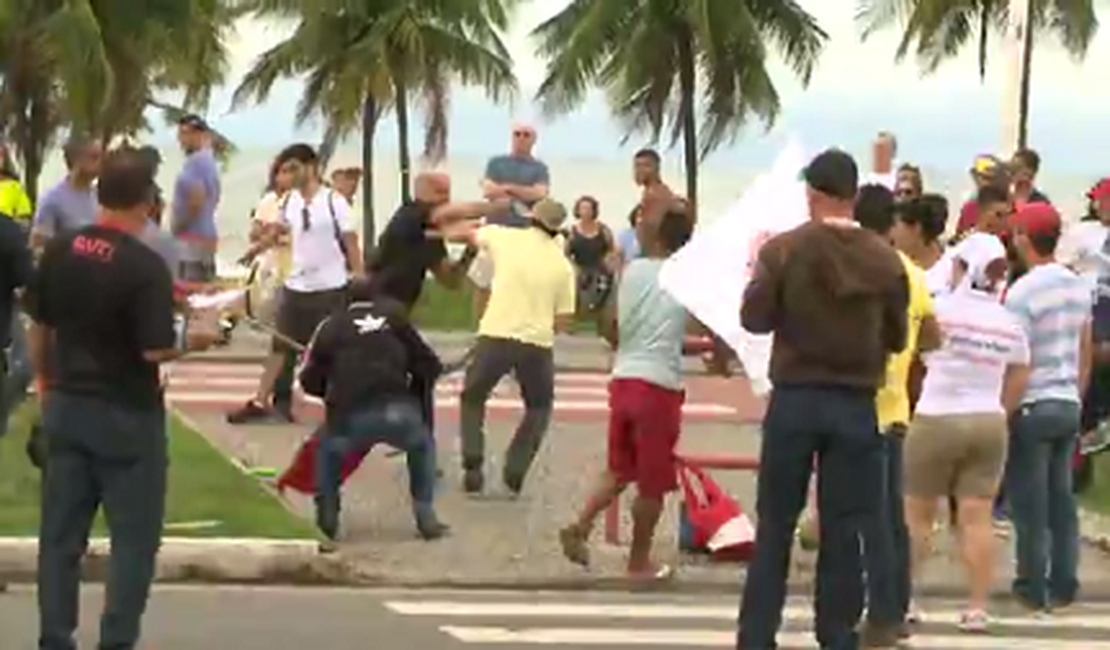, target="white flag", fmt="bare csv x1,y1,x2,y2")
658,138,810,395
